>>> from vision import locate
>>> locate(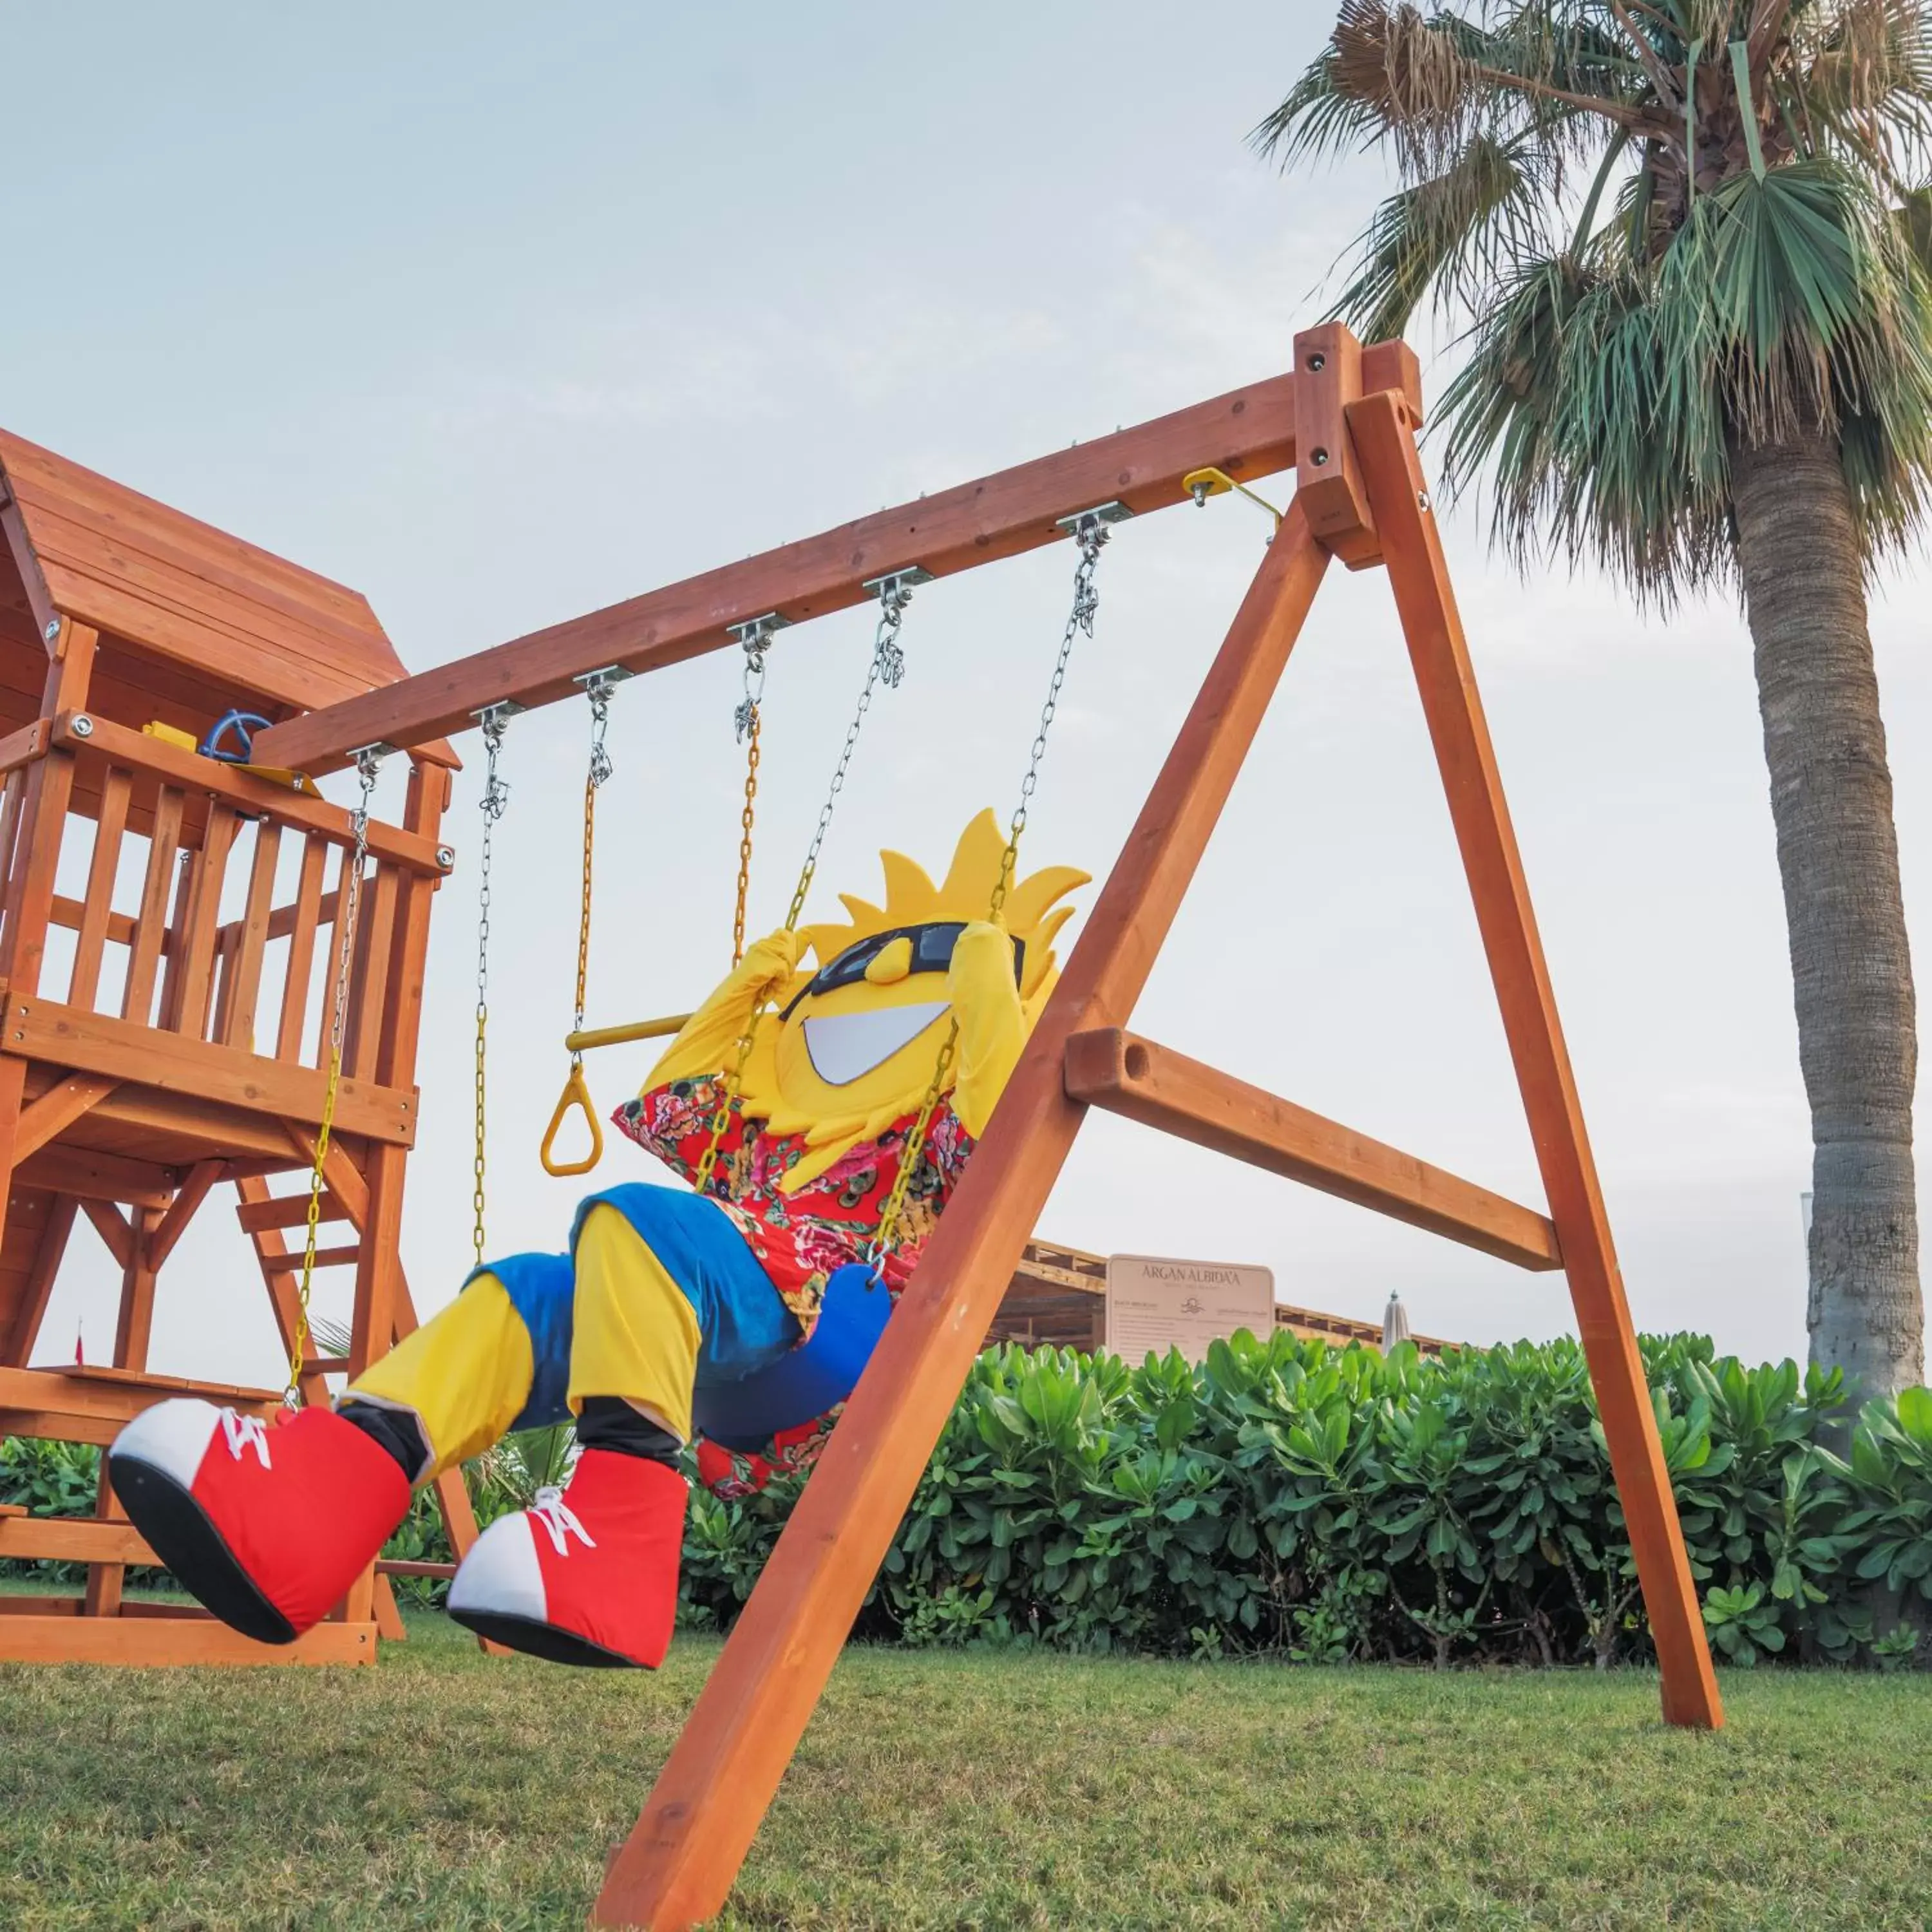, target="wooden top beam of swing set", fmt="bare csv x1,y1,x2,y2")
251,345,1422,775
